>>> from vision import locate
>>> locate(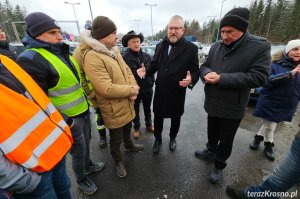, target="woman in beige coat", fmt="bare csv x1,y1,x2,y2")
78,16,144,178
